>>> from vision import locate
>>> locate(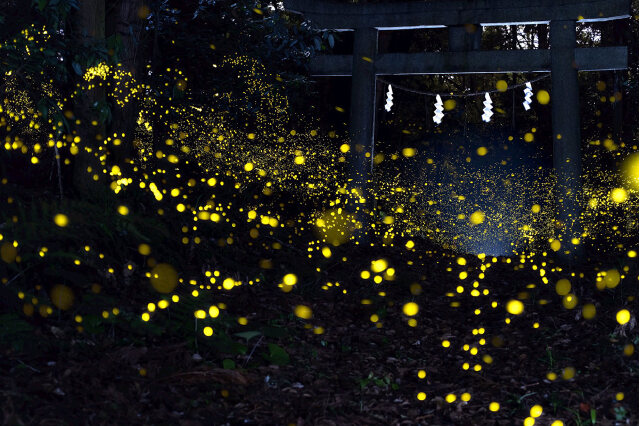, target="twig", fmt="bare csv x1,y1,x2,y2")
53,144,64,200
243,335,264,368
4,264,37,287
16,359,41,373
